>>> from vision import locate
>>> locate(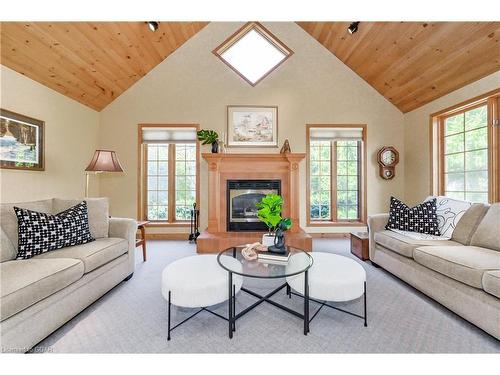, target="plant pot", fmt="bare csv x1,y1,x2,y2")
268,232,286,254
262,234,275,247
211,141,219,153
